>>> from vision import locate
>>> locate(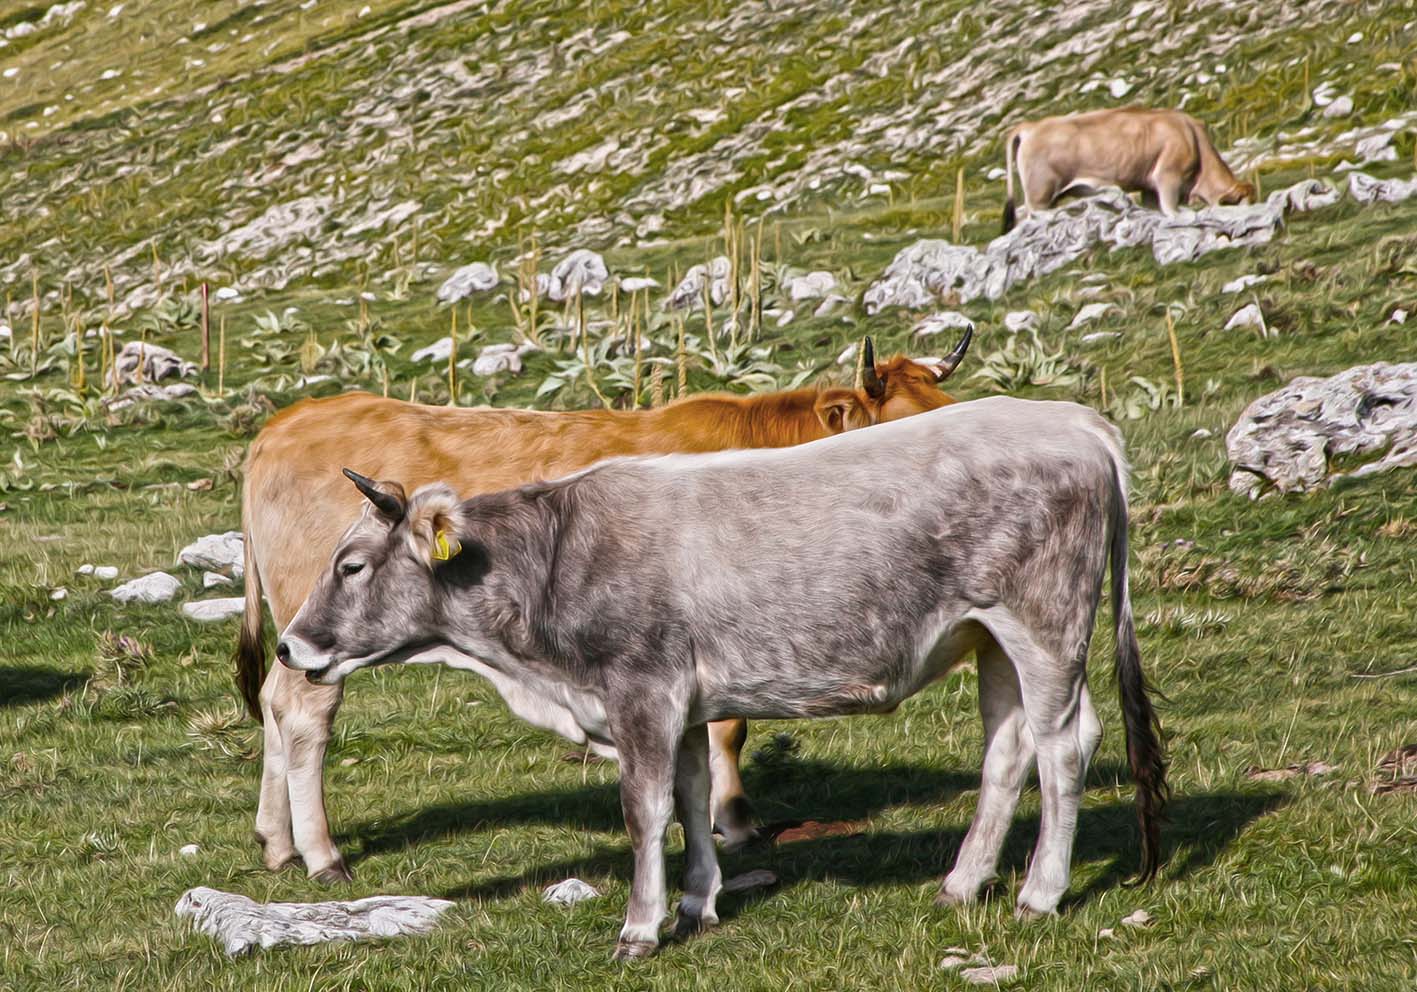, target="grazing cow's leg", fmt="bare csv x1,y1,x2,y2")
266,664,351,882
610,693,686,961
937,639,1036,905
673,723,723,939
1013,651,1101,918
707,718,759,849
254,667,296,870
